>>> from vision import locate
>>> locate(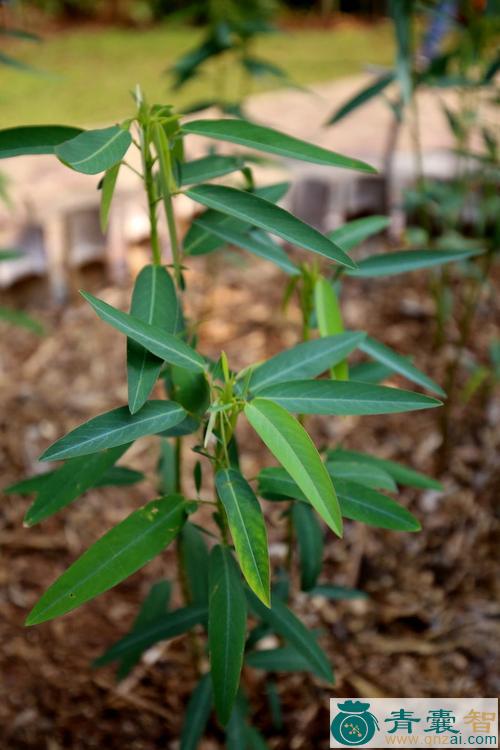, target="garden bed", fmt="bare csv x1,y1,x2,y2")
1,246,498,749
